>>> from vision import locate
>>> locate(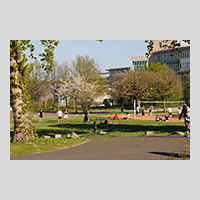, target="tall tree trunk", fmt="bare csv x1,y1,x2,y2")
131,96,133,110
163,98,166,112
136,97,140,108
53,93,57,110
10,42,37,142
73,99,78,113
34,99,37,110
121,99,125,112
